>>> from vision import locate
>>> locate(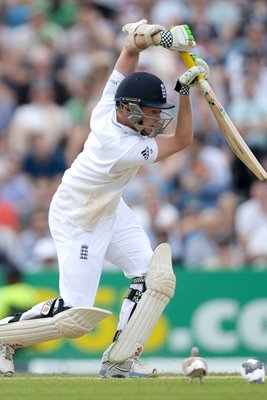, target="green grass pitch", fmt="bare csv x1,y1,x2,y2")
0,374,266,400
